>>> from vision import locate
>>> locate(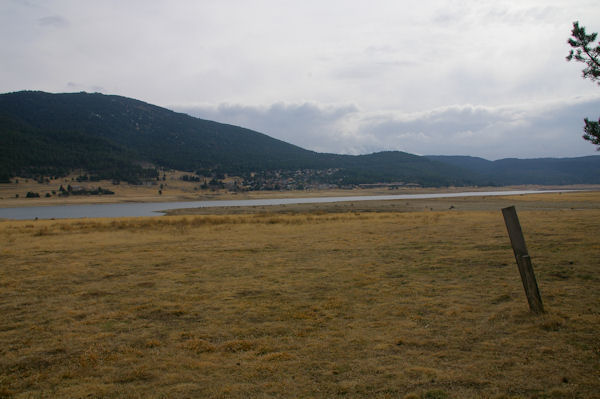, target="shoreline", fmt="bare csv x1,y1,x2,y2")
1,183,598,209
1,189,598,221
163,190,600,216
